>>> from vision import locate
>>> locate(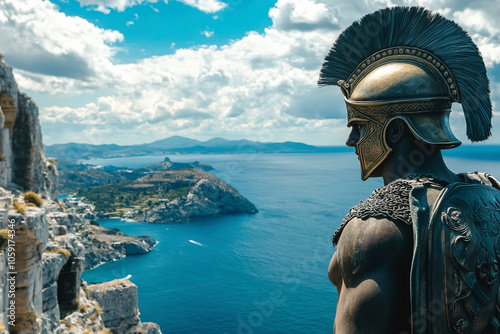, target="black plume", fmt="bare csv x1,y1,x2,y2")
318,6,492,142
